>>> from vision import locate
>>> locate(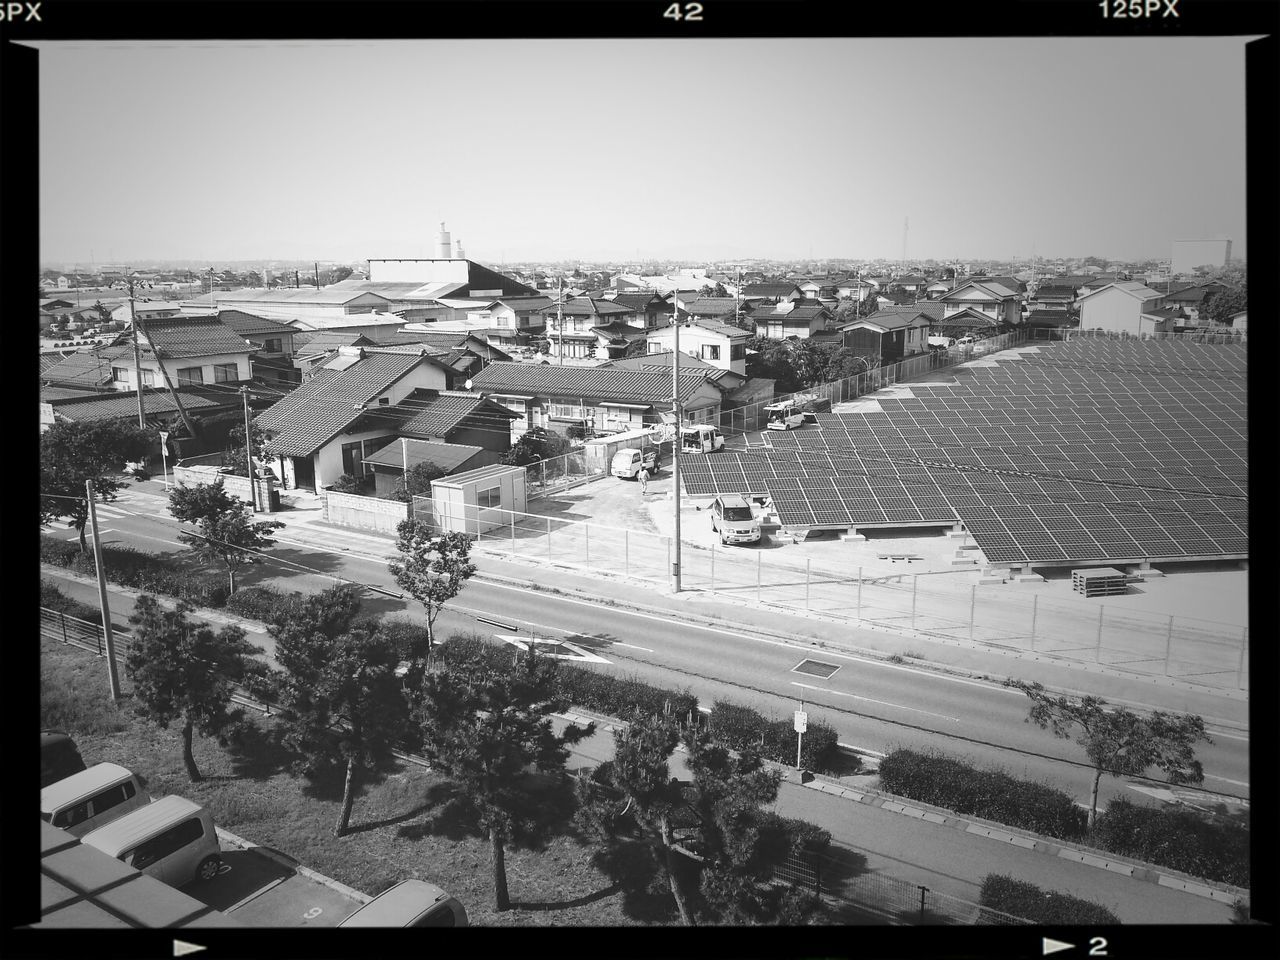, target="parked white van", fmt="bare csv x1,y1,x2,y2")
338,879,469,927
679,424,725,454
41,762,150,837
81,795,222,887
611,446,660,479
